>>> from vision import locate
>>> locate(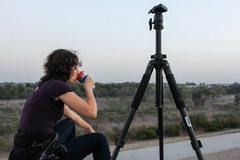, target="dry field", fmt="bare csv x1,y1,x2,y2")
0,95,239,160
